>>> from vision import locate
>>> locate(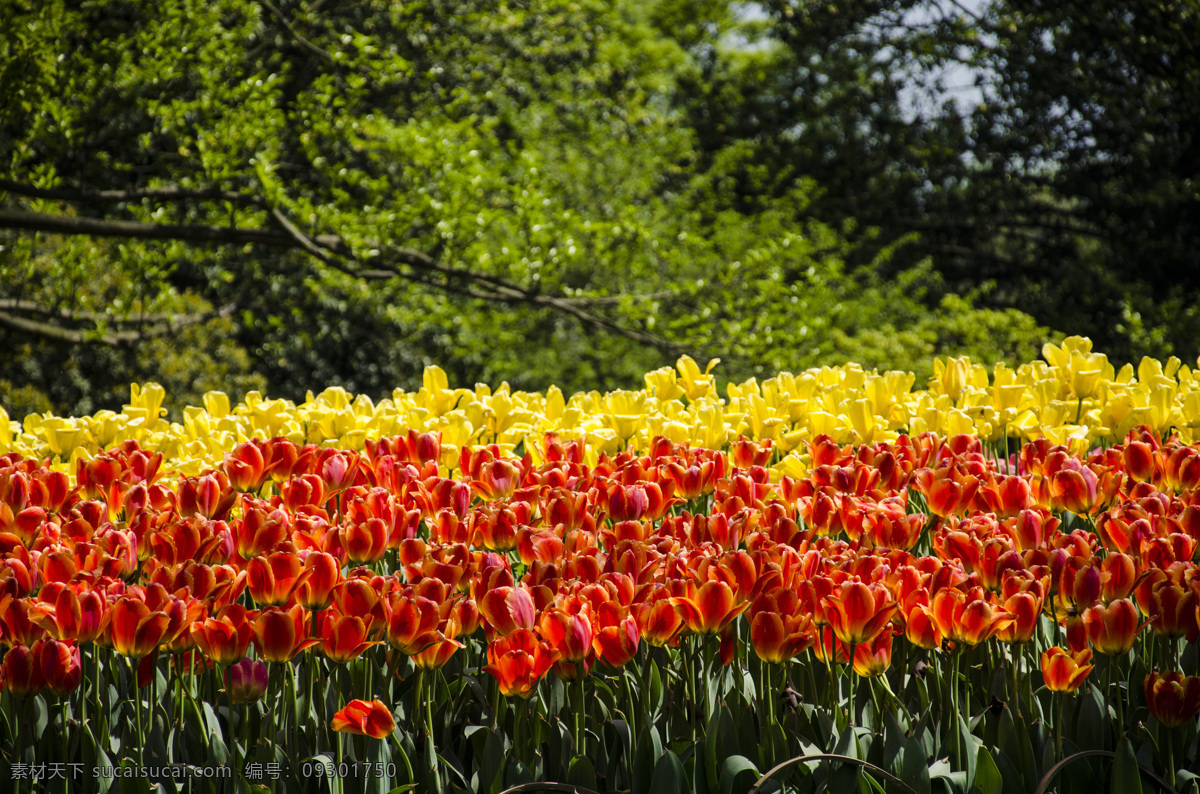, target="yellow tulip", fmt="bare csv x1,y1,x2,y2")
675,355,720,401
